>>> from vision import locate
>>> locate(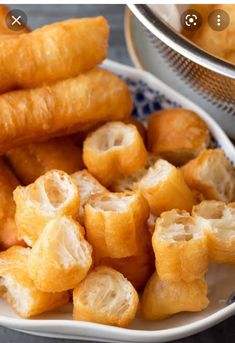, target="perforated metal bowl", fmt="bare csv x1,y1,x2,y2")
129,4,235,114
